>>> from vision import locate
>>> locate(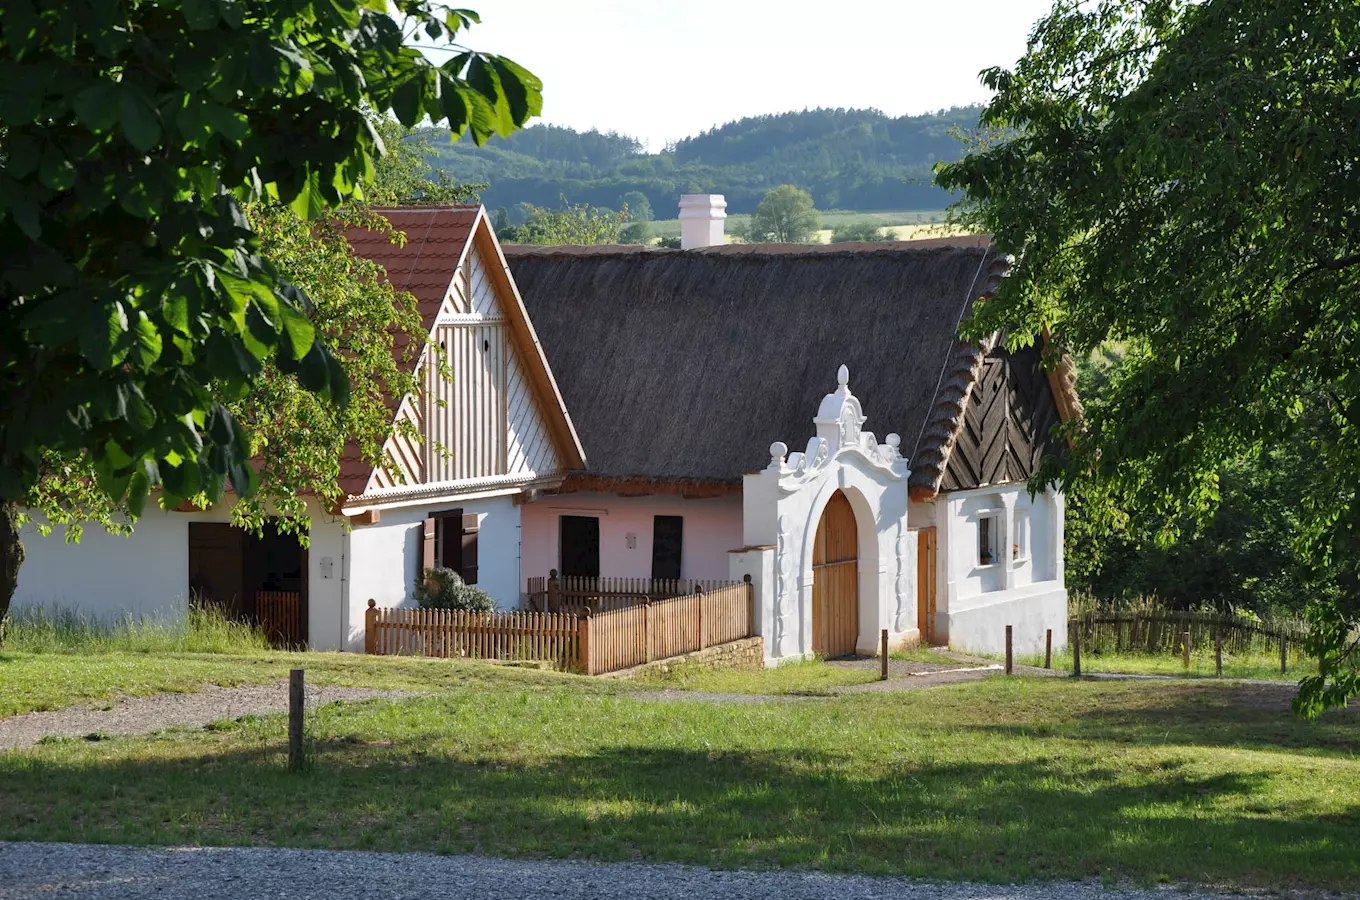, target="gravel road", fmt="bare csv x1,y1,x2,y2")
0,842,1285,900
0,683,419,749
